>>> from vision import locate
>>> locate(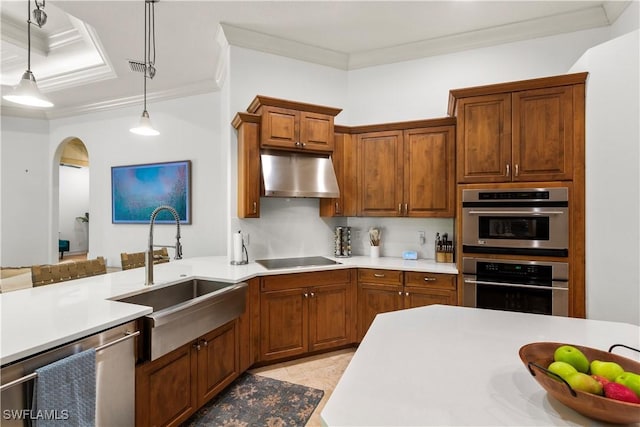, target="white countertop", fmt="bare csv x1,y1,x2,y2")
0,255,456,365
321,305,640,426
